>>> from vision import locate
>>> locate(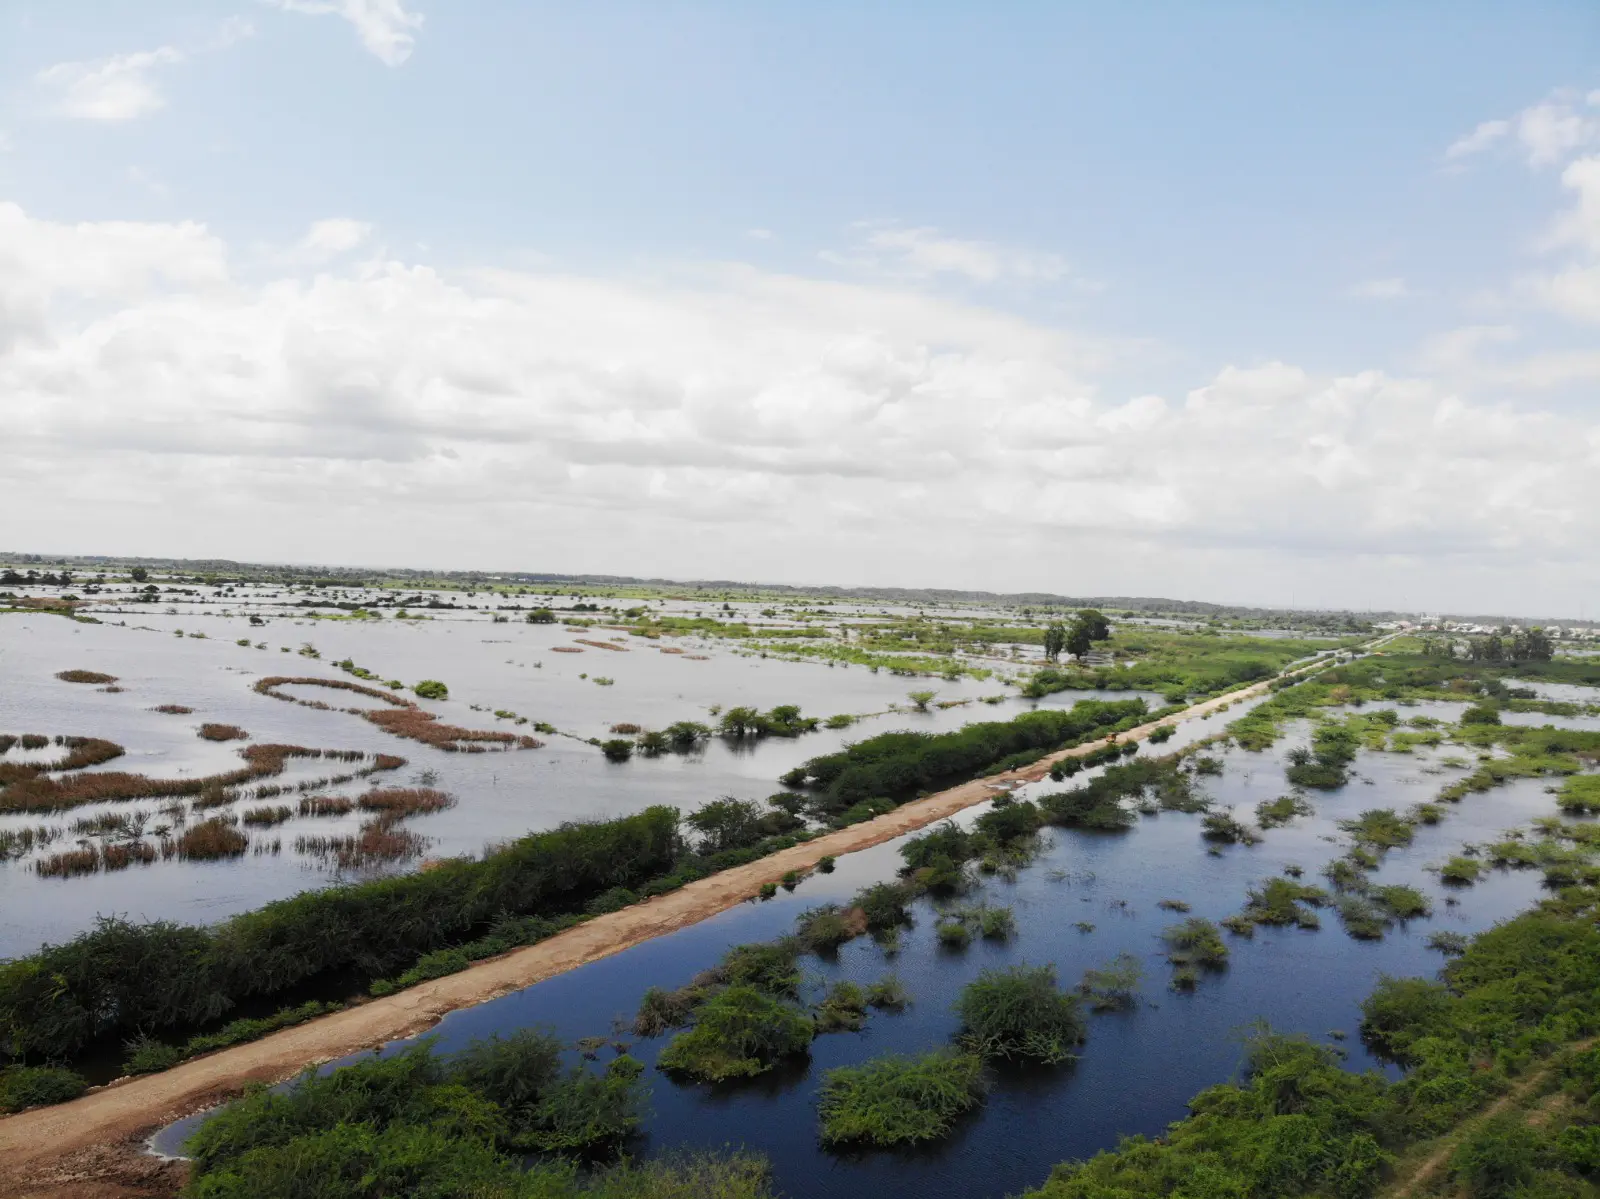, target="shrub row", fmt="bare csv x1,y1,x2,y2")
0,806,680,1058
791,699,1149,813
